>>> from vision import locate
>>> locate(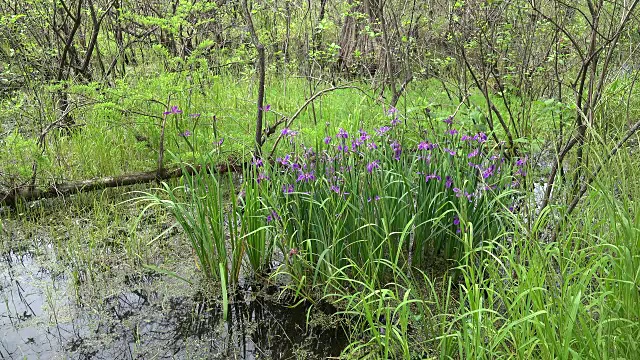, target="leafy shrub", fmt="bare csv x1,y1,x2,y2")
0,130,48,189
